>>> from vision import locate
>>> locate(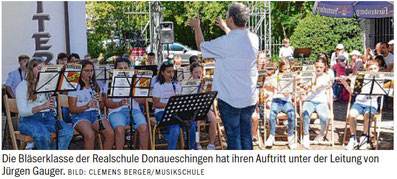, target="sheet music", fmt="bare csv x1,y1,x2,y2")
35,65,62,93
133,70,153,97
58,63,82,91
179,79,201,95
203,64,215,79
302,65,315,71
277,72,297,93
296,71,315,93
109,70,134,97
257,70,267,88
176,67,191,82
354,72,387,95
95,65,107,80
